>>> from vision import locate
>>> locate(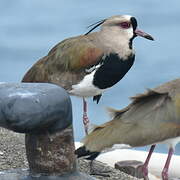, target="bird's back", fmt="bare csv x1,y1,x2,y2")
22,33,104,91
